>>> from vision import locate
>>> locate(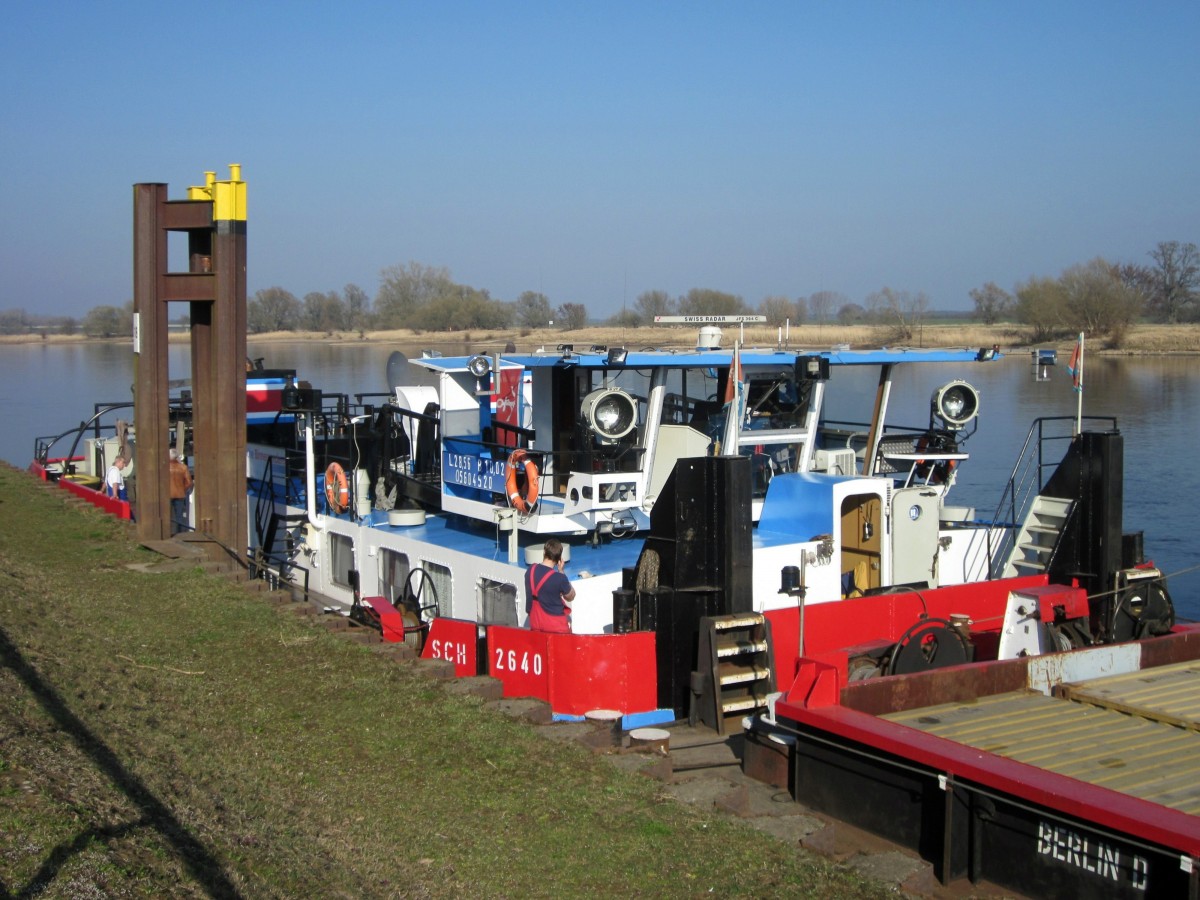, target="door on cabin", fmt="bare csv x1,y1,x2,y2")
840,493,882,597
